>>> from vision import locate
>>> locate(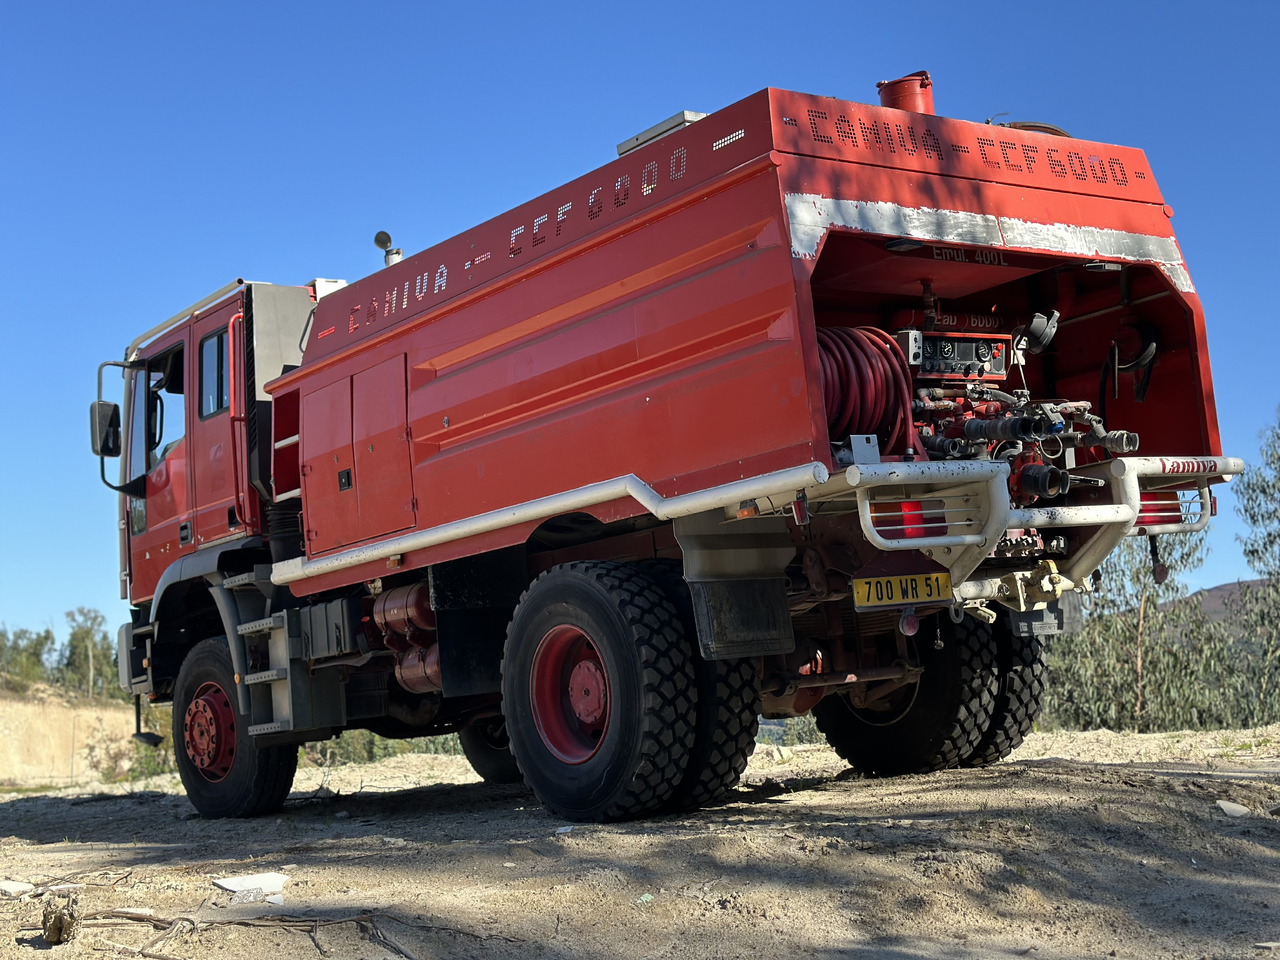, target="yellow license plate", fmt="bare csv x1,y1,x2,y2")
853,572,952,609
